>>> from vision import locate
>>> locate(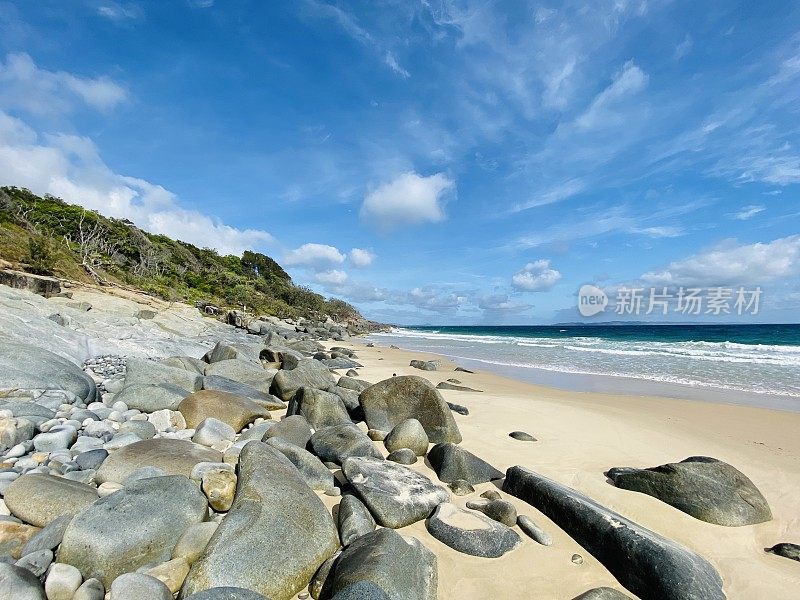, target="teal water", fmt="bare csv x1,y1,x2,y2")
369,324,800,407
